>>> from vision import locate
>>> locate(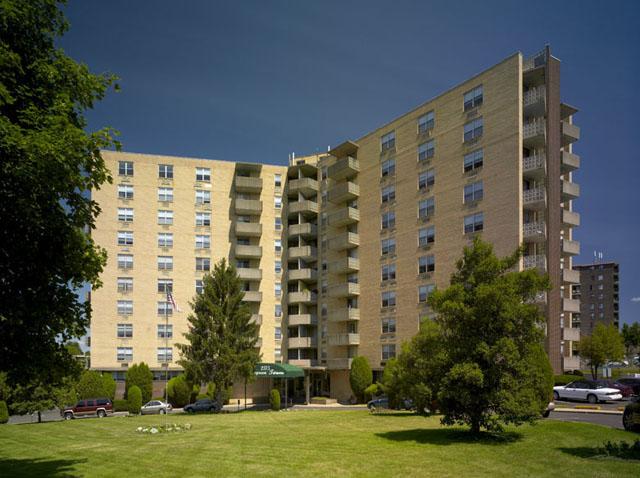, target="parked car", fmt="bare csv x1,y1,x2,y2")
622,396,640,432
553,381,623,404
616,377,640,395
183,398,220,413
62,398,113,420
367,396,413,412
595,380,633,398
141,400,172,415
